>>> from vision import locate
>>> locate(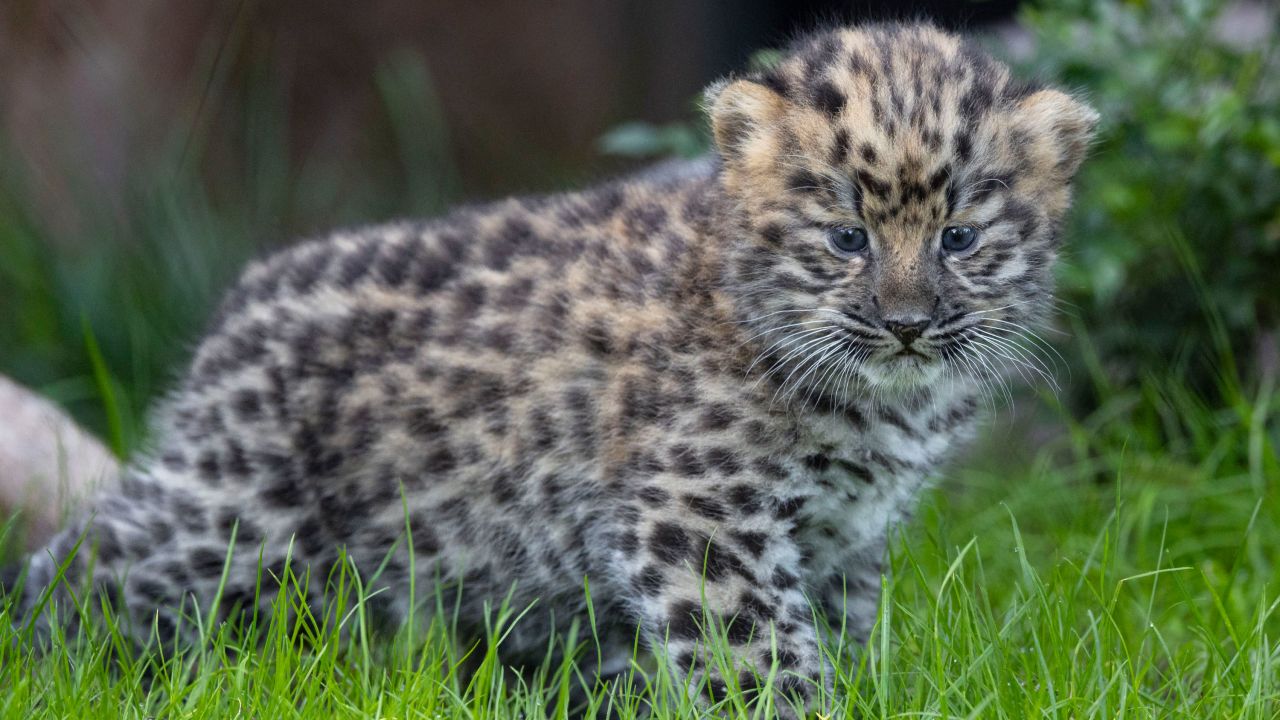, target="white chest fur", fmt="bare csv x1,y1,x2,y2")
793,387,977,580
